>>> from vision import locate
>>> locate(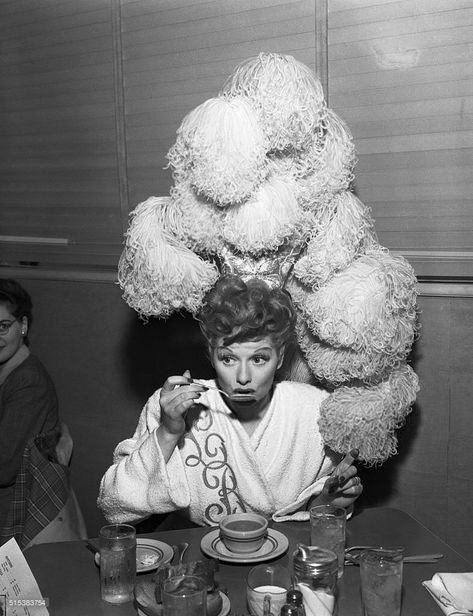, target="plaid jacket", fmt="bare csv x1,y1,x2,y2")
0,428,70,549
